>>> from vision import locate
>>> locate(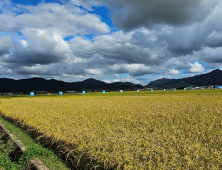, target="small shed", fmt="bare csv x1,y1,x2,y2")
200,86,207,89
